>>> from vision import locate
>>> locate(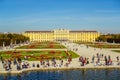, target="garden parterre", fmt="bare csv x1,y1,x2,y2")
112,50,120,53
16,41,66,49
0,50,79,61
87,44,120,48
